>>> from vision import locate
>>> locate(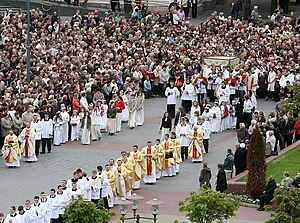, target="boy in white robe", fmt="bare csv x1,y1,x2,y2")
176,118,191,161
47,189,59,223
70,111,80,141
31,114,43,157
98,166,110,209
24,200,36,223
15,206,30,223
89,170,102,206
70,182,83,198
31,196,46,223
210,102,221,133
55,186,70,222
40,192,51,223
61,105,70,144
4,206,17,223
76,169,91,201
